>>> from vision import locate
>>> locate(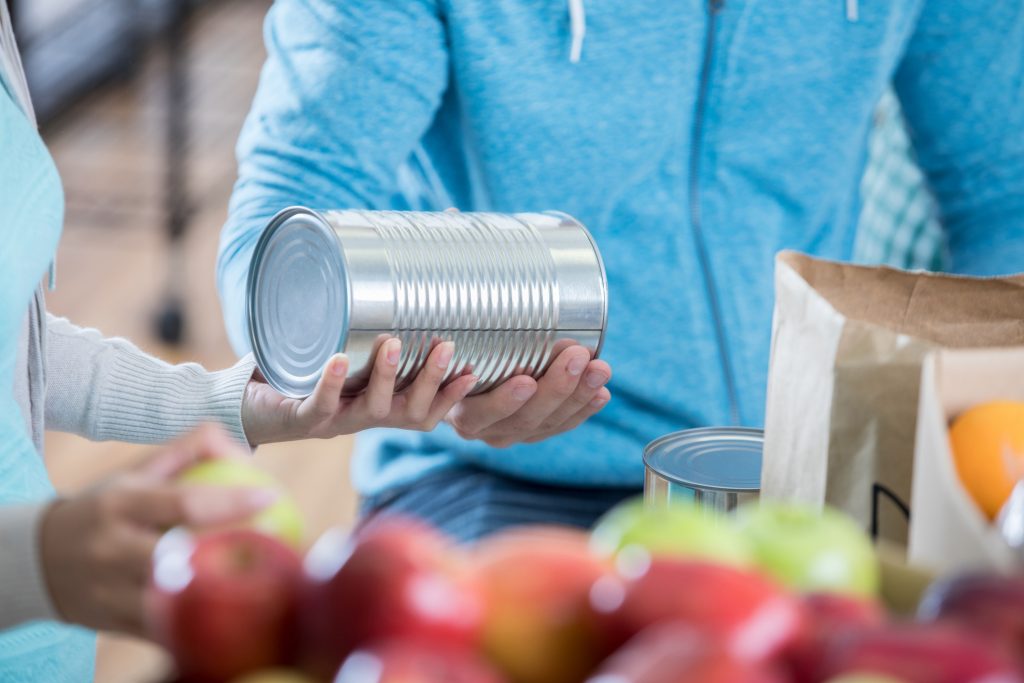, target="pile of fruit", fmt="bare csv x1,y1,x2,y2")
147,460,1024,683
